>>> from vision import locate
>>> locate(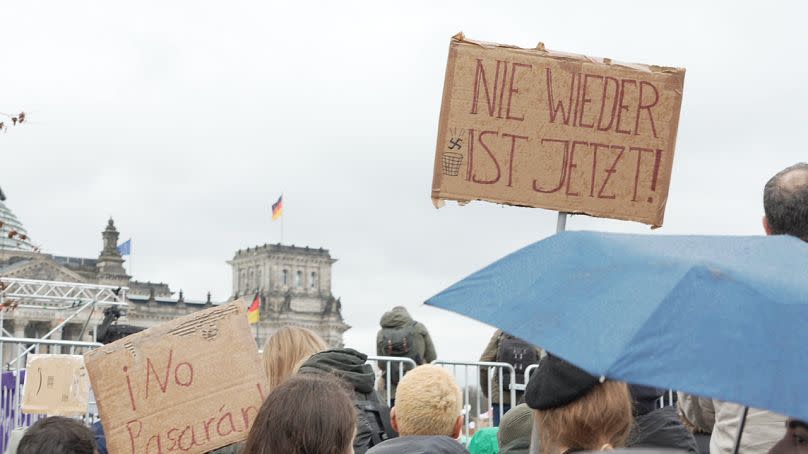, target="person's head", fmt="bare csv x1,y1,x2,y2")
390,306,411,317
763,163,808,241
498,403,534,450
770,419,808,454
17,416,97,454
390,364,463,438
262,326,328,391
242,374,356,454
525,355,633,454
